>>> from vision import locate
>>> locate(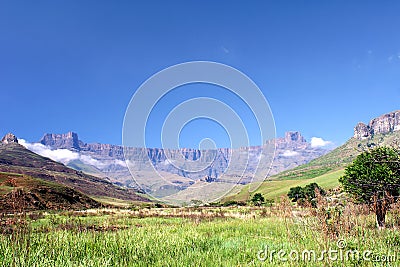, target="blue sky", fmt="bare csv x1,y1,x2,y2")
1,1,400,147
